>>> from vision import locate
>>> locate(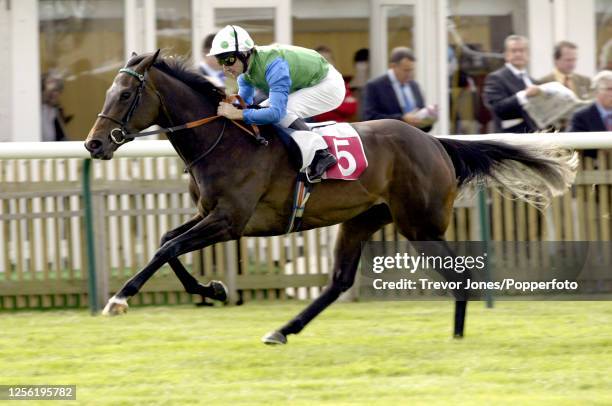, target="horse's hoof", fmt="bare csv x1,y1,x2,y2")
195,298,214,307
209,281,228,304
261,331,287,345
102,296,129,316
453,333,464,339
